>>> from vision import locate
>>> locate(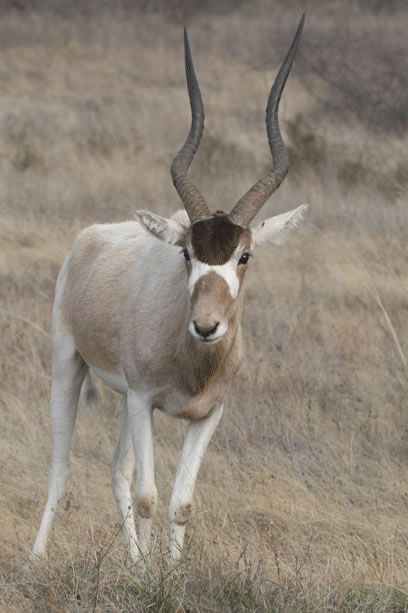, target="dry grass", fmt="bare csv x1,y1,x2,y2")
0,2,407,611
